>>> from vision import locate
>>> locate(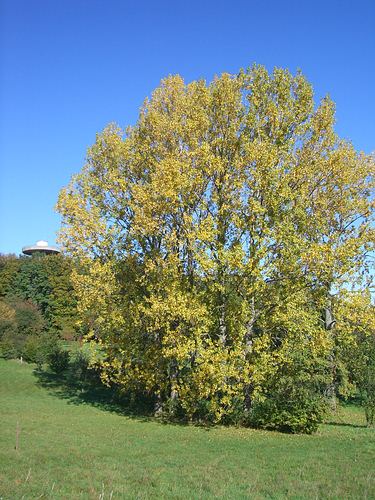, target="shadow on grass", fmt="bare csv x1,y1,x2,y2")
32,368,212,430
33,368,154,423
325,421,366,429
324,398,368,429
